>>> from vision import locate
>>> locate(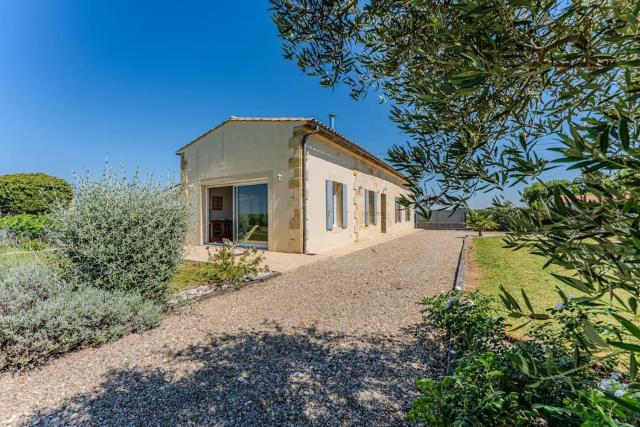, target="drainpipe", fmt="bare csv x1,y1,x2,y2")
301,124,319,254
